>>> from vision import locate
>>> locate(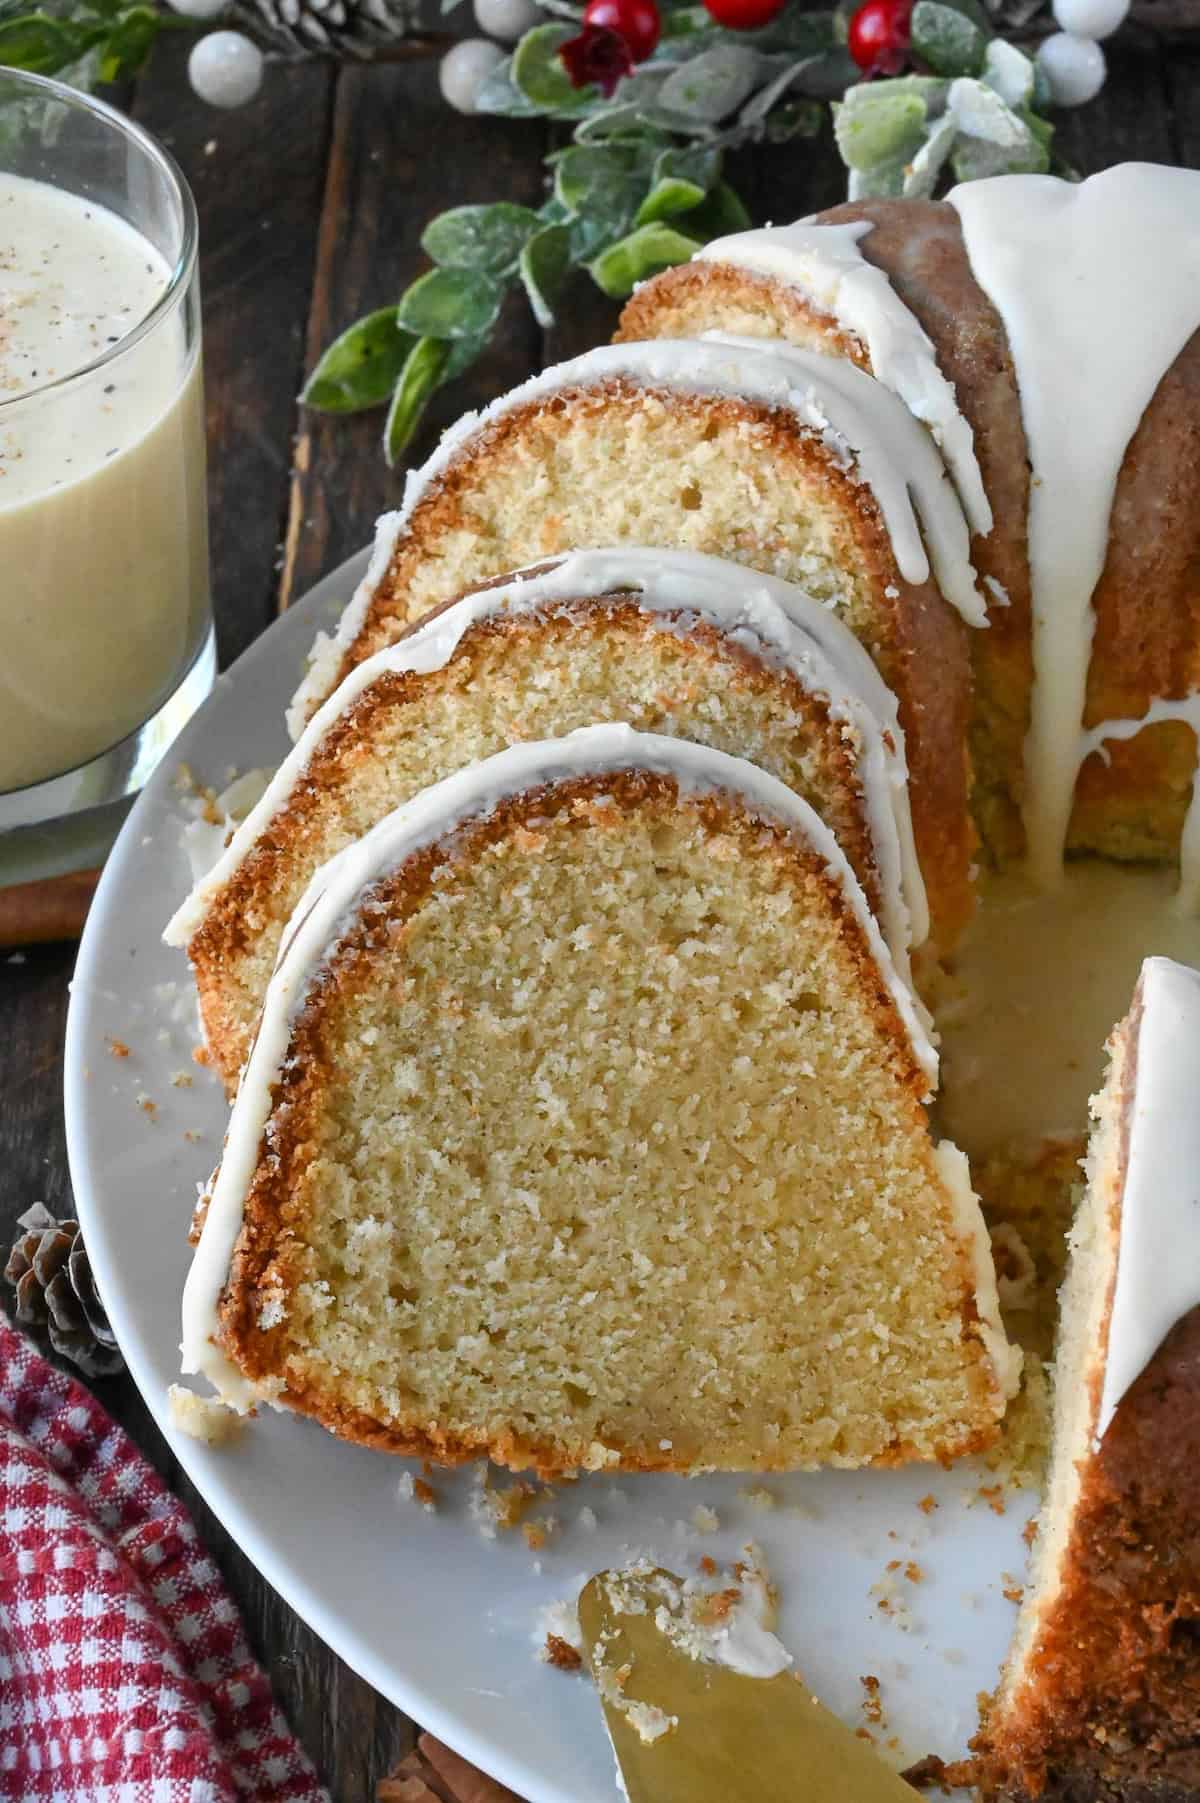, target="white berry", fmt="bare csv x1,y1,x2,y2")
167,0,228,18
439,37,505,114
1036,31,1106,105
473,0,541,40
1051,0,1129,36
188,30,265,107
